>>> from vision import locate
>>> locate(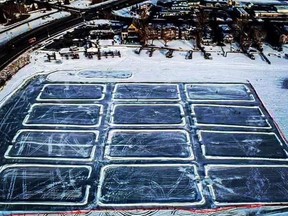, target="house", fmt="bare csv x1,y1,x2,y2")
89,29,115,39
180,24,195,40
251,4,288,19
234,7,250,18
162,24,180,40
202,0,229,7
254,10,279,18
127,23,139,34
147,24,162,40
157,10,180,18
218,24,234,43
171,1,190,11
156,0,197,18
275,5,288,14
188,0,200,7
121,24,140,44
202,25,213,45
